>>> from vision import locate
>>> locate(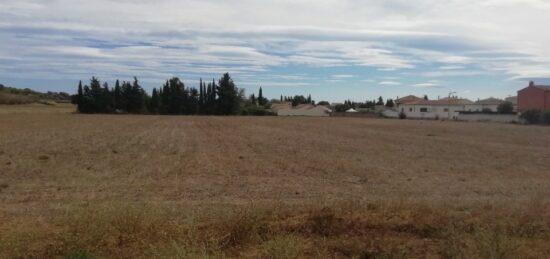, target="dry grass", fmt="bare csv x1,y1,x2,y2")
1,104,550,258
